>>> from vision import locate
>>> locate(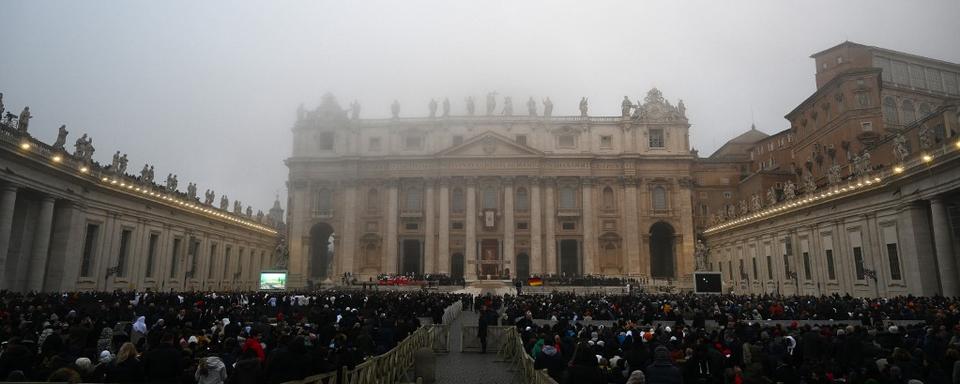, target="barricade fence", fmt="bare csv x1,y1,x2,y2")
459,325,512,353
497,327,558,384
